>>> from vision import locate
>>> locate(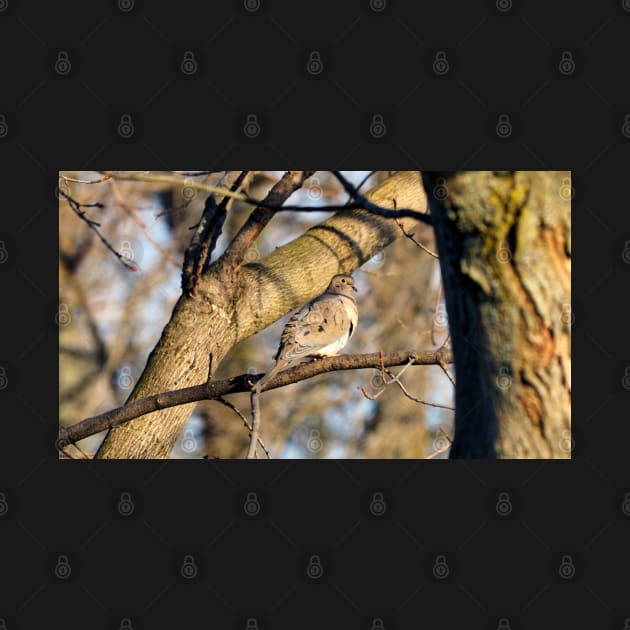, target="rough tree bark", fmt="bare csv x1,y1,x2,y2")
95,171,429,458
423,171,571,458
